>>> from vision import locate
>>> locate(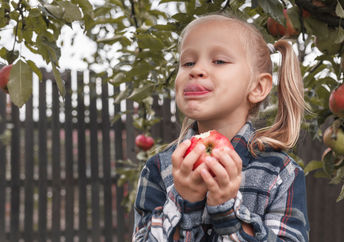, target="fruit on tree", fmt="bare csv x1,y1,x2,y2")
323,125,344,155
0,64,12,93
267,9,299,37
184,130,234,172
135,134,154,151
329,84,344,117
